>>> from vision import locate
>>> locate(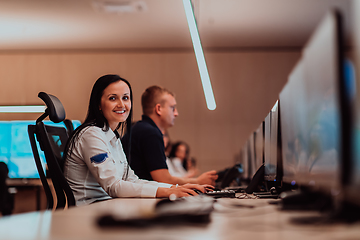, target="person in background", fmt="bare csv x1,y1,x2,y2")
163,131,172,158
163,132,181,177
0,162,14,216
168,141,198,178
63,75,208,206
122,85,217,186
186,157,199,177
